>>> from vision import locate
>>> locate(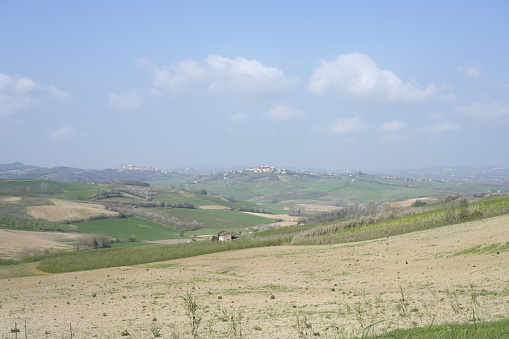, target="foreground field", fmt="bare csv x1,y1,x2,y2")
1,215,508,338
